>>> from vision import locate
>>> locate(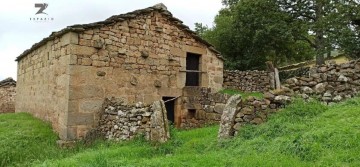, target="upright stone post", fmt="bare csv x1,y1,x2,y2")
150,100,170,142
274,68,281,89
268,72,275,90
218,95,242,139
266,61,276,89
